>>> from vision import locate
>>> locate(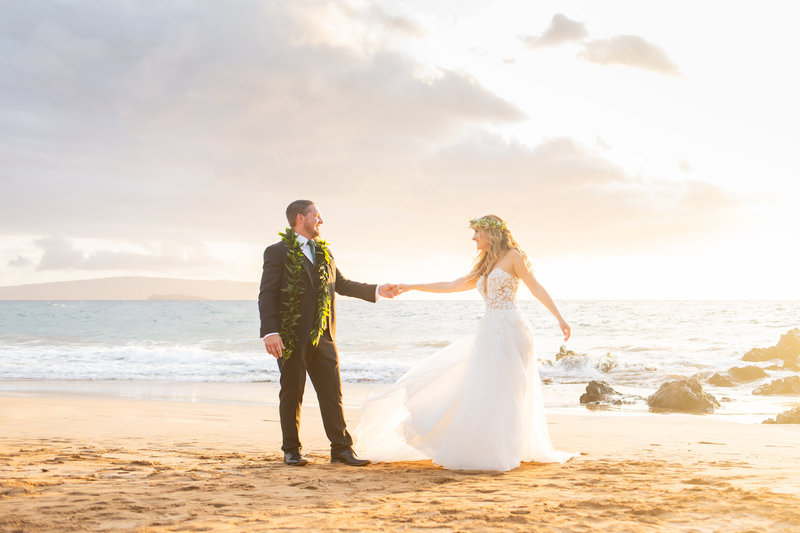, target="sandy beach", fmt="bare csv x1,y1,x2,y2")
1,381,799,532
